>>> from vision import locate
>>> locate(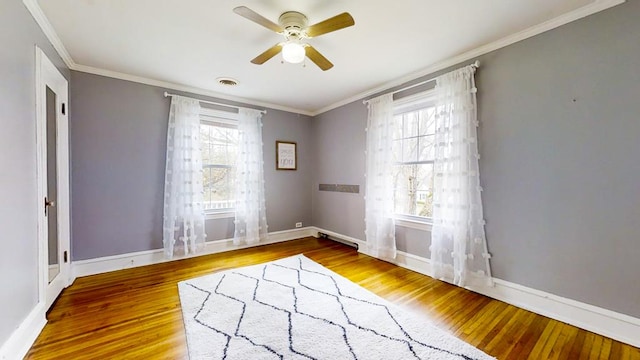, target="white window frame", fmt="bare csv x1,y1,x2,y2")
392,90,437,231
200,107,239,220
